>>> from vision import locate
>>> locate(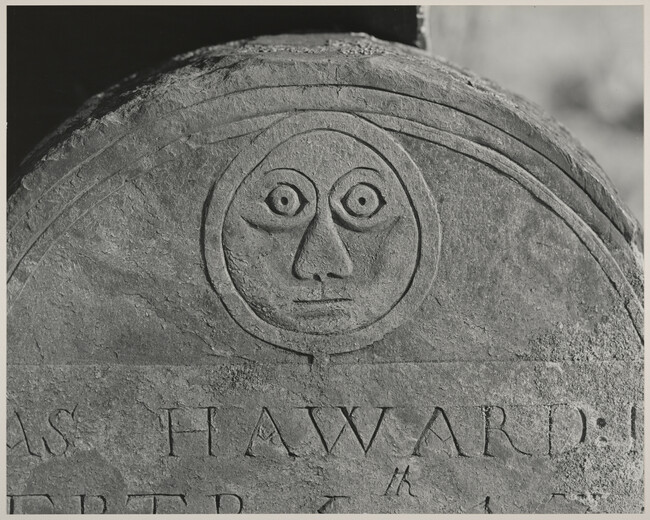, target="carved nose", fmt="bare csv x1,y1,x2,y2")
293,208,353,281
